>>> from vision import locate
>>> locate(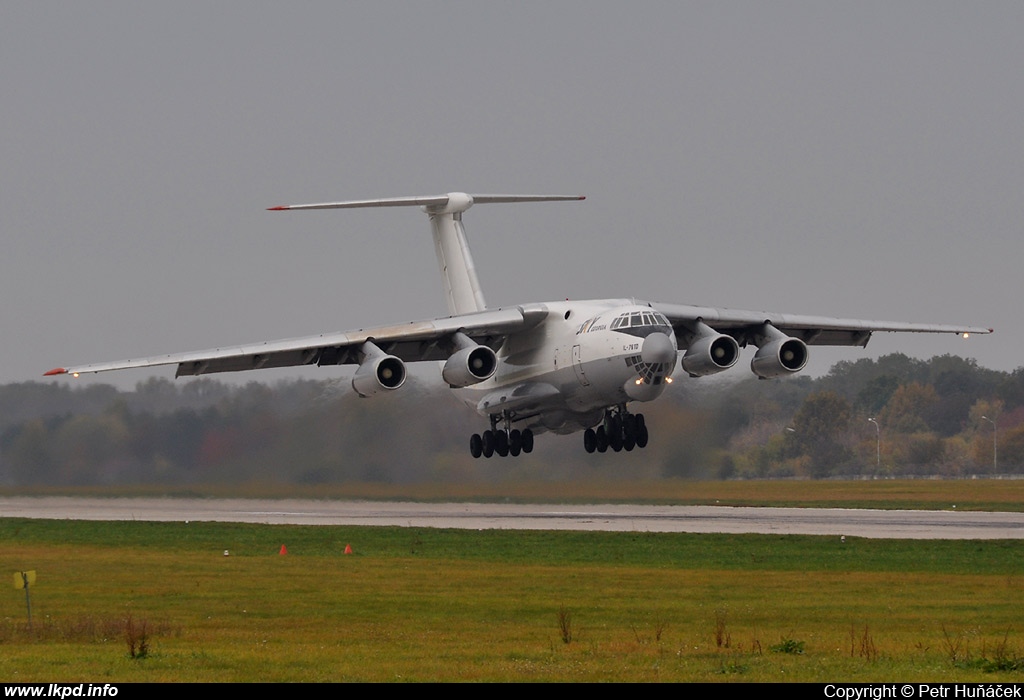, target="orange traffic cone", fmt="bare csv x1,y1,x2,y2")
279,544,288,555
344,544,352,555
